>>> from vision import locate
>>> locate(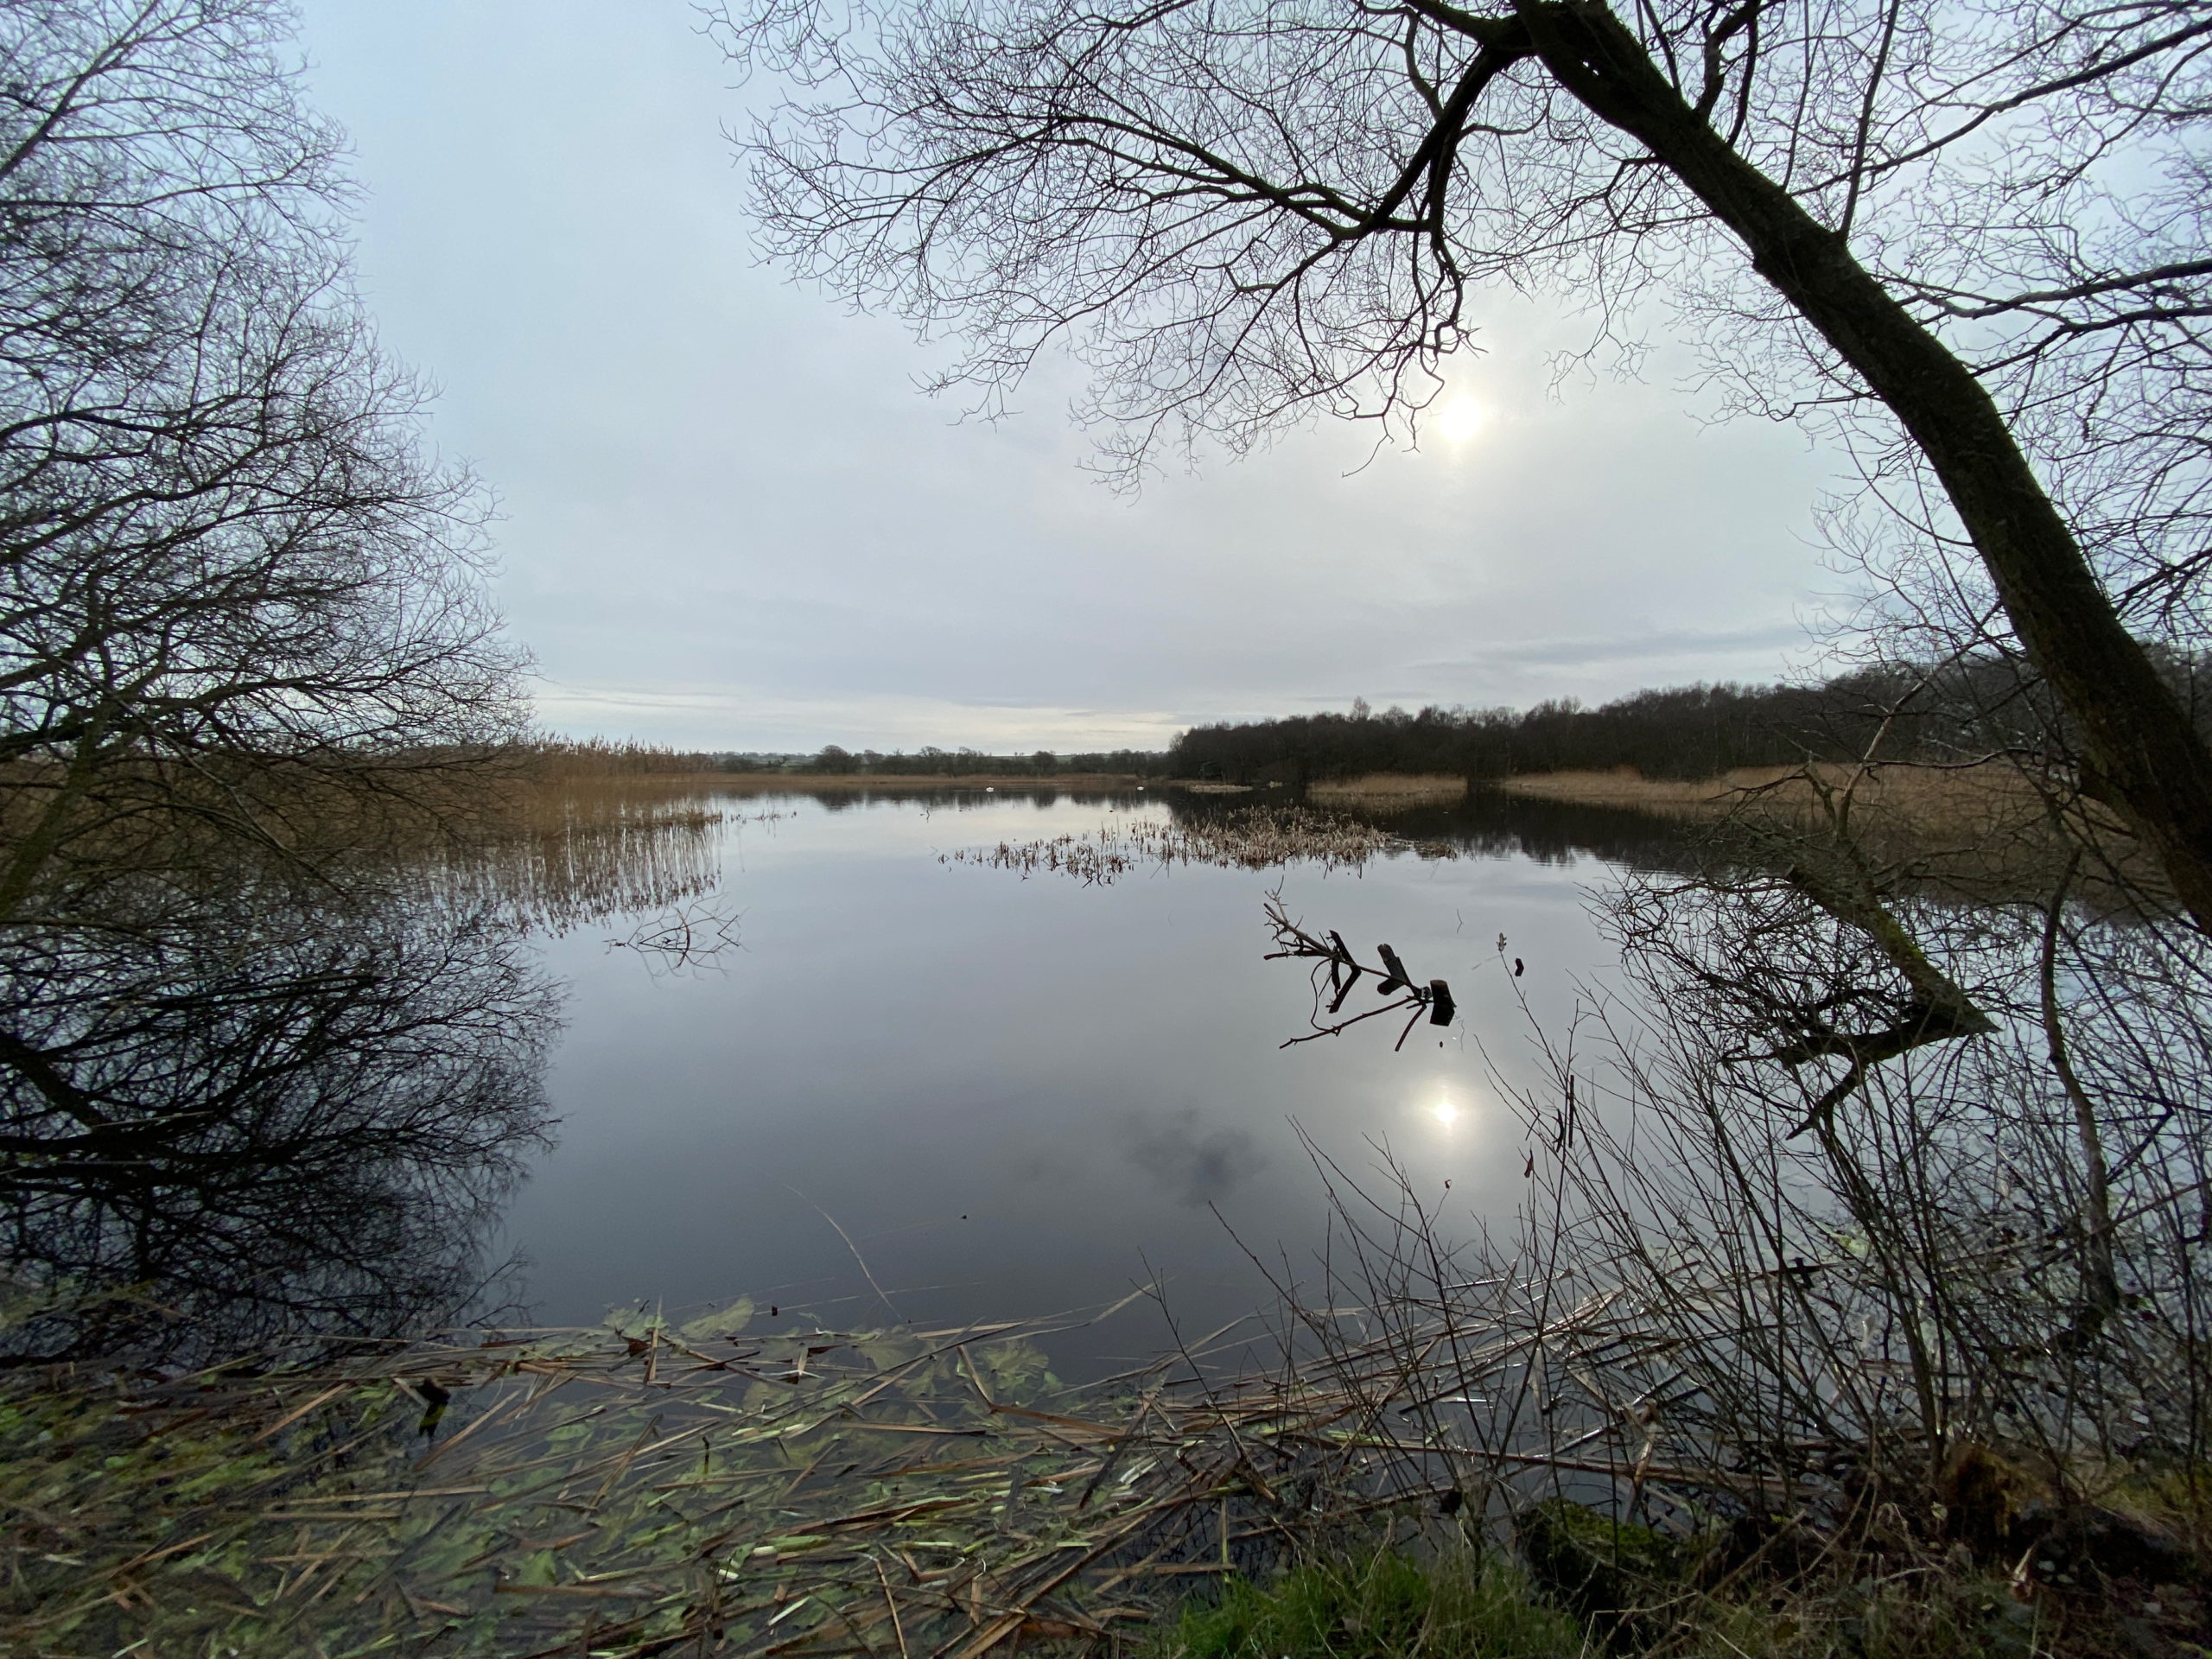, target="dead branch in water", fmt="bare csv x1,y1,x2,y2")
1262,893,1456,1050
